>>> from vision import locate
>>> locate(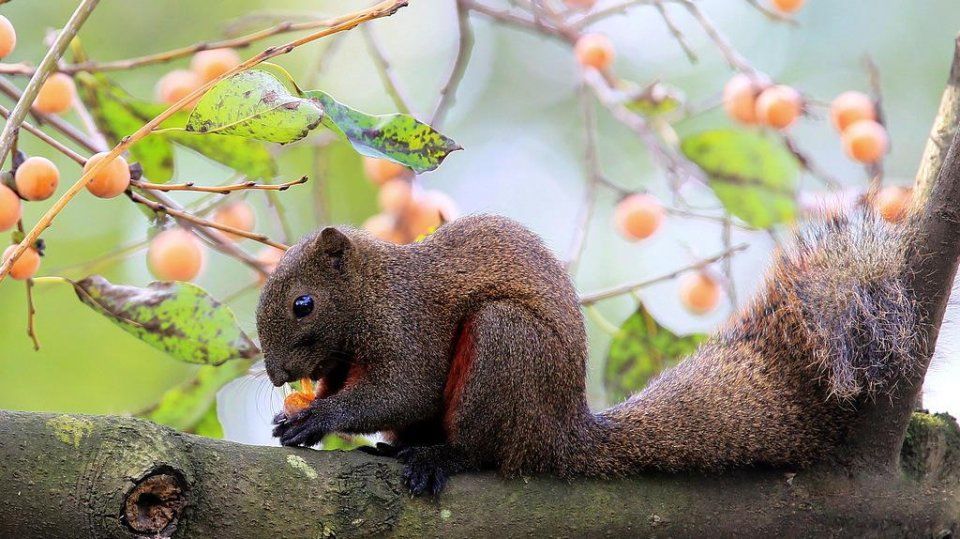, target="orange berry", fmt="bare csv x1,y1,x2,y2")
771,0,804,13
363,157,407,186
574,33,615,70
723,74,765,125
564,0,597,9
0,15,17,58
404,193,445,237
257,246,286,274
423,190,459,222
0,183,22,231
830,91,876,133
148,228,206,282
2,244,40,280
841,120,889,164
212,201,256,242
34,73,75,115
679,271,721,315
614,194,665,241
283,390,315,417
363,213,405,243
14,156,59,201
755,85,802,130
873,185,912,223
84,152,131,199
156,69,201,106
191,48,242,83
378,178,413,214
